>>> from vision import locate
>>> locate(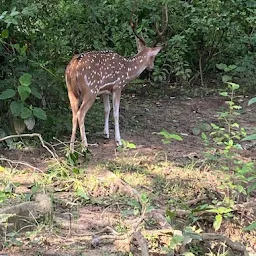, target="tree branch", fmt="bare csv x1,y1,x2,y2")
0,133,57,158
